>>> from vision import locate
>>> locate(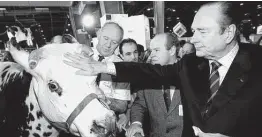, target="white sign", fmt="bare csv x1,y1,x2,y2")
173,22,187,37
257,25,262,34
